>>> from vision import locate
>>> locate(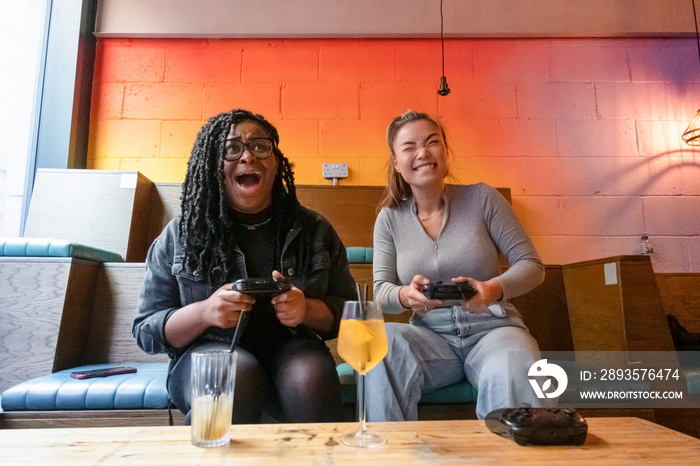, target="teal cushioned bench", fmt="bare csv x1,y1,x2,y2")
1,362,479,413
0,237,123,262
1,363,168,411
346,247,373,264
0,244,479,416
5,361,694,413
